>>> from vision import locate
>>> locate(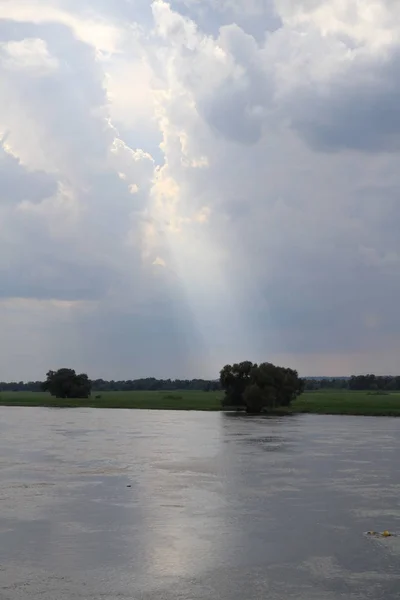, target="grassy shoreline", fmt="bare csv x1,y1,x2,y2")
0,389,400,416
293,390,400,417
